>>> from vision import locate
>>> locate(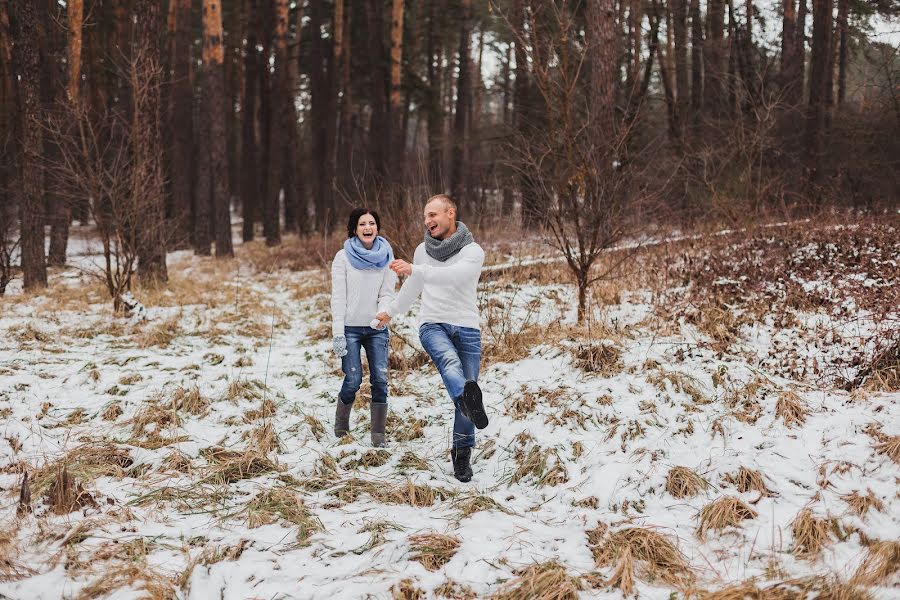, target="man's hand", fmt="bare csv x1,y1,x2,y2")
374,312,391,329
389,259,413,277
